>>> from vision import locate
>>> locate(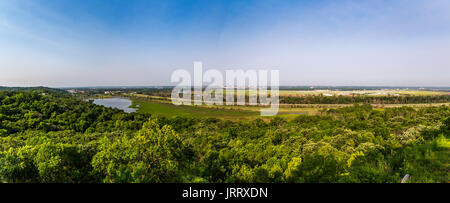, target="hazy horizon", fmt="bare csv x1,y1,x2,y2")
1,0,449,87
3,85,450,90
